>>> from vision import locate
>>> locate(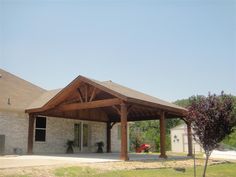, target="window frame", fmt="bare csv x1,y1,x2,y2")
74,123,81,149
35,116,47,142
